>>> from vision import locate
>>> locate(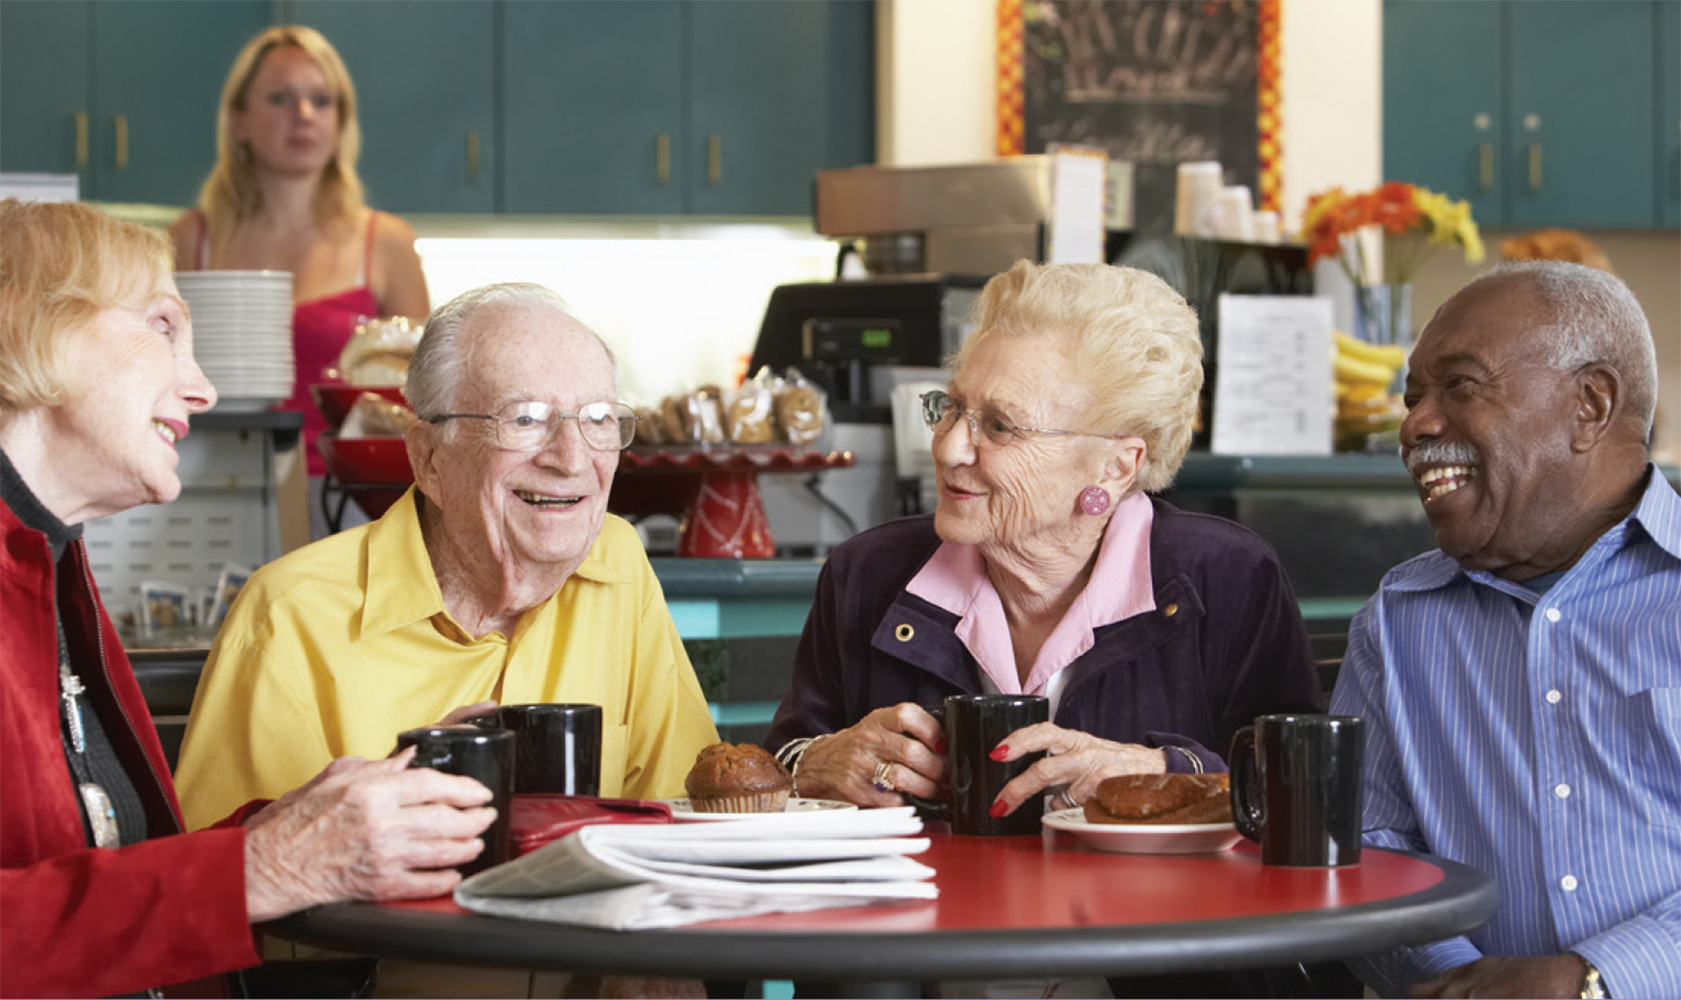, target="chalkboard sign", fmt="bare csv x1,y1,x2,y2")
1021,0,1263,235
